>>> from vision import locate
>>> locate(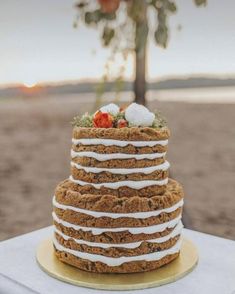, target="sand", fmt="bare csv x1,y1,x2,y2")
0,93,235,241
